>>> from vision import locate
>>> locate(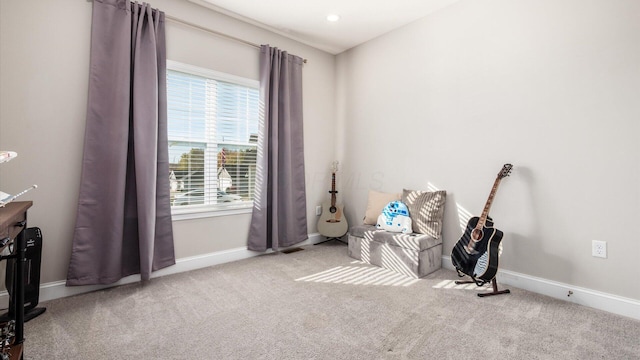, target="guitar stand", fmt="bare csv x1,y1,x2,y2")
315,236,347,245
455,278,510,297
